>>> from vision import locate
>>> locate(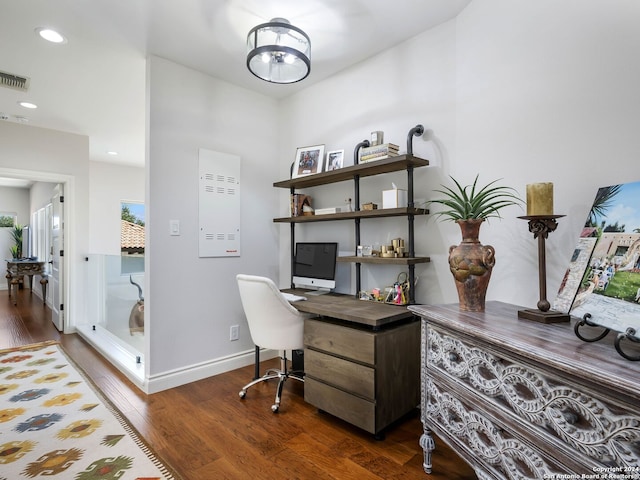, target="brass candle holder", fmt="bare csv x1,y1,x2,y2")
517,215,571,323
